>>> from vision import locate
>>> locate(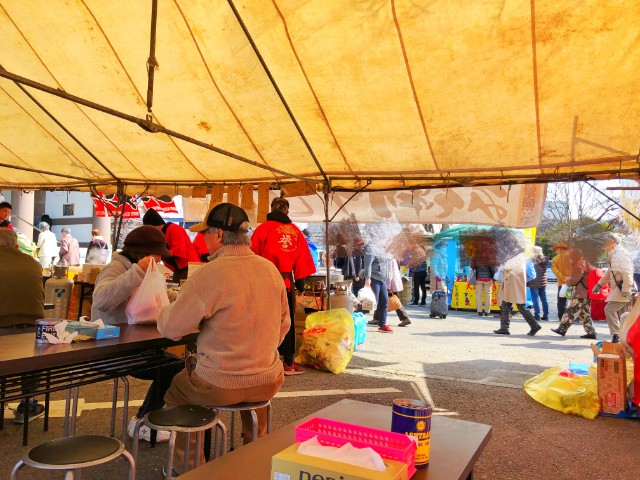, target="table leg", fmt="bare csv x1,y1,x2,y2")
22,395,30,446
110,378,119,437
0,378,4,431
44,372,51,431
